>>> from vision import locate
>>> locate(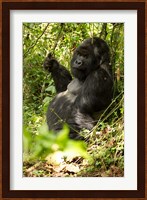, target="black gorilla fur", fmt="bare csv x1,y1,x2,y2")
44,37,113,139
